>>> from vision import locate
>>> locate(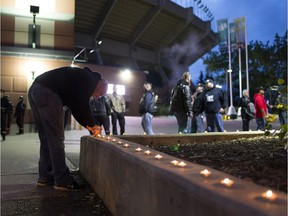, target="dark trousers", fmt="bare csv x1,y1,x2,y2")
16,114,24,133
175,112,188,134
93,114,110,135
111,112,125,135
242,119,250,131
